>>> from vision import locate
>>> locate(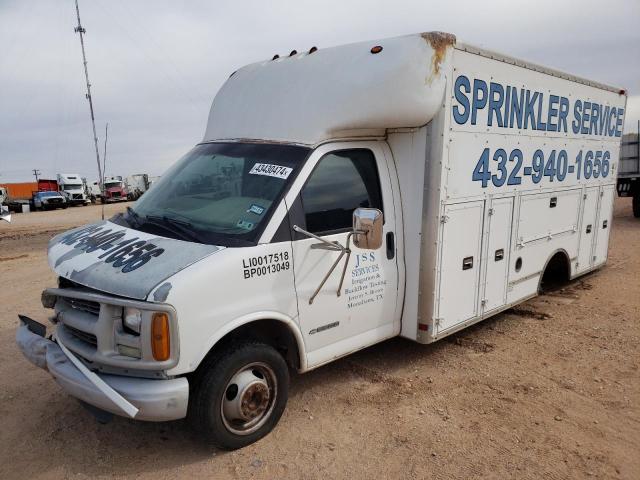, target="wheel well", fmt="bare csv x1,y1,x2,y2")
539,250,571,293
198,319,301,372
